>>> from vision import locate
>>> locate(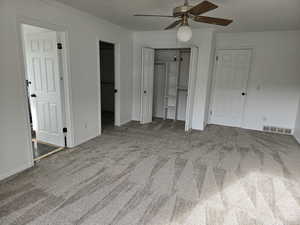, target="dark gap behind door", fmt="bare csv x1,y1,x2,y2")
100,41,115,130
